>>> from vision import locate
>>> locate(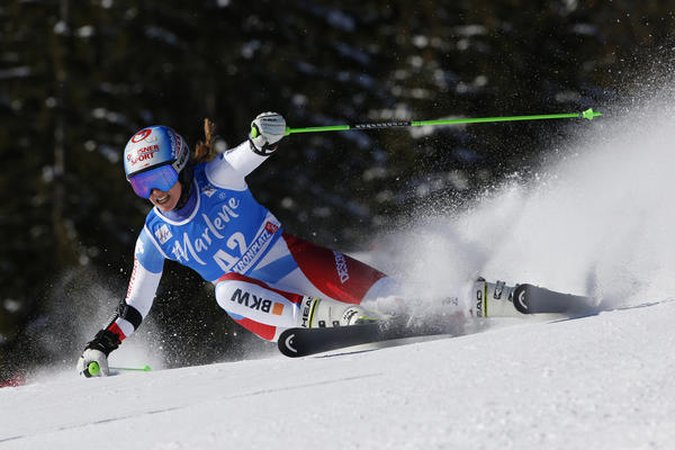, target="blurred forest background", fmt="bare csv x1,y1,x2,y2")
1,0,673,383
